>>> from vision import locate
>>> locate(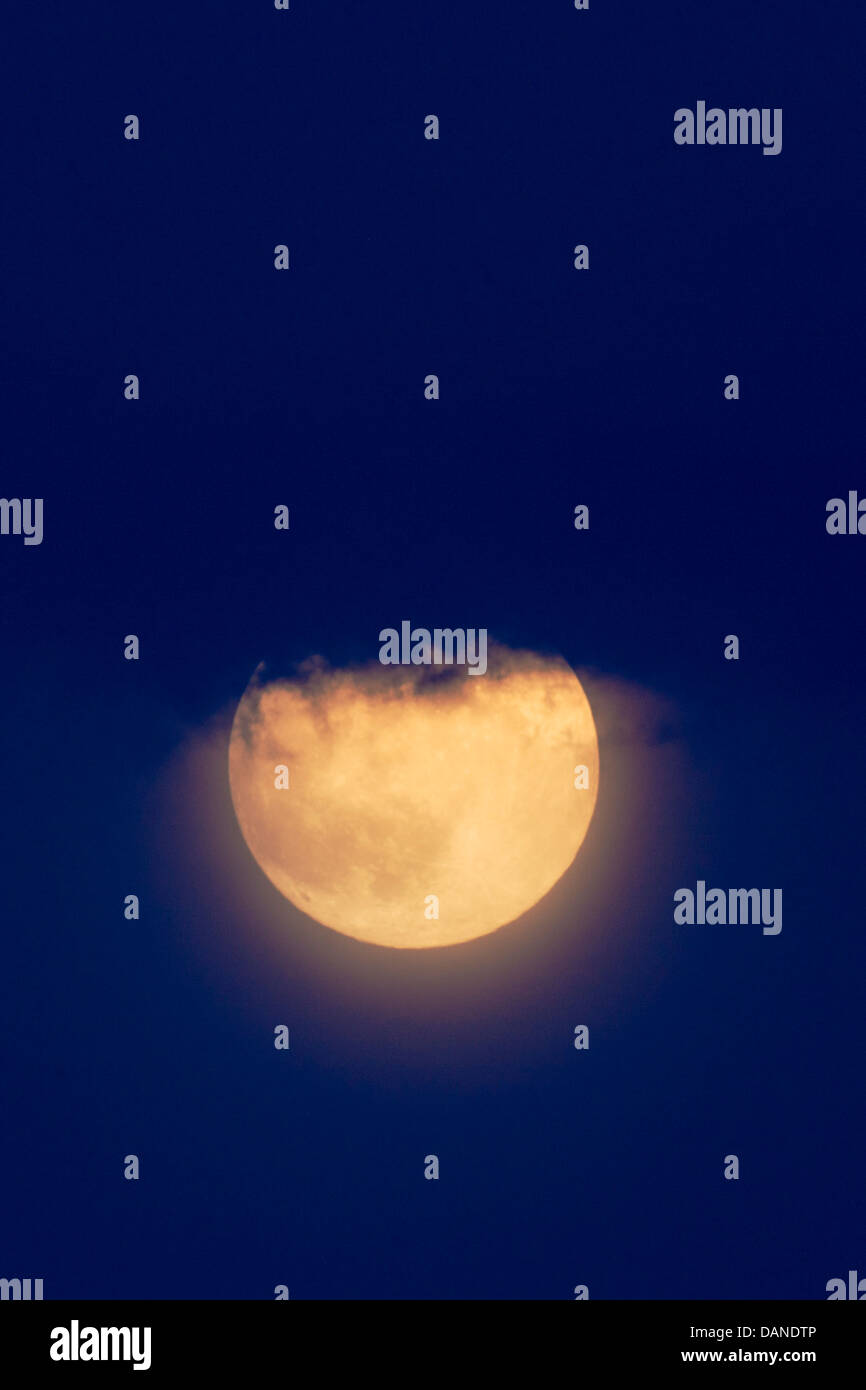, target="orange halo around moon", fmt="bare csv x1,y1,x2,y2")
228,648,599,949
